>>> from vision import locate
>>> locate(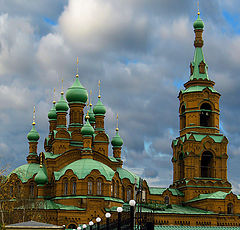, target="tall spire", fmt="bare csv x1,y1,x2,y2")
189,11,209,81
76,57,79,78
98,80,101,98
32,106,36,125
